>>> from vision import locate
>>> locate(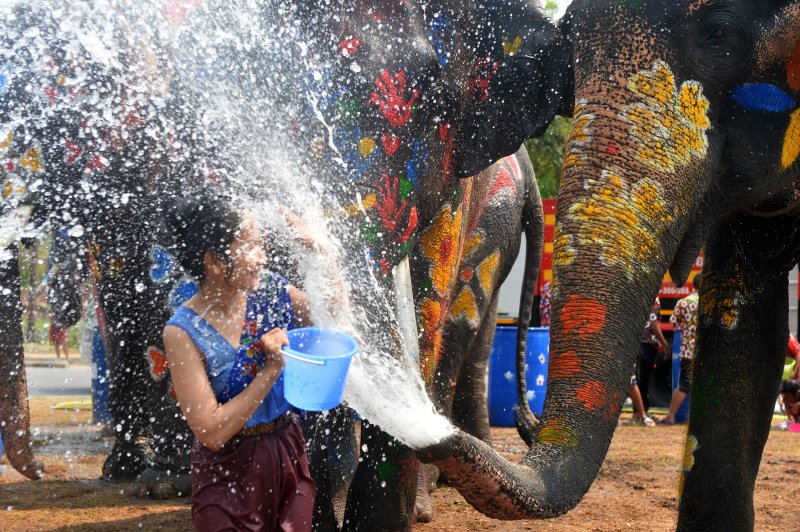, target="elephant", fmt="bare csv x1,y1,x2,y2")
418,0,800,529
0,0,197,494
2,0,568,523
410,146,542,522
166,0,567,528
